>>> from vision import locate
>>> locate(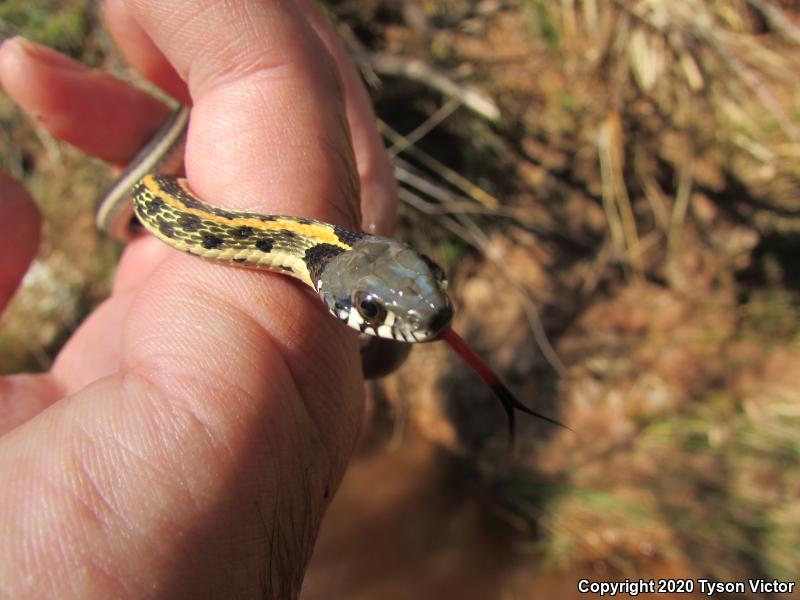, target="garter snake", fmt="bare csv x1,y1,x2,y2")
98,106,567,435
